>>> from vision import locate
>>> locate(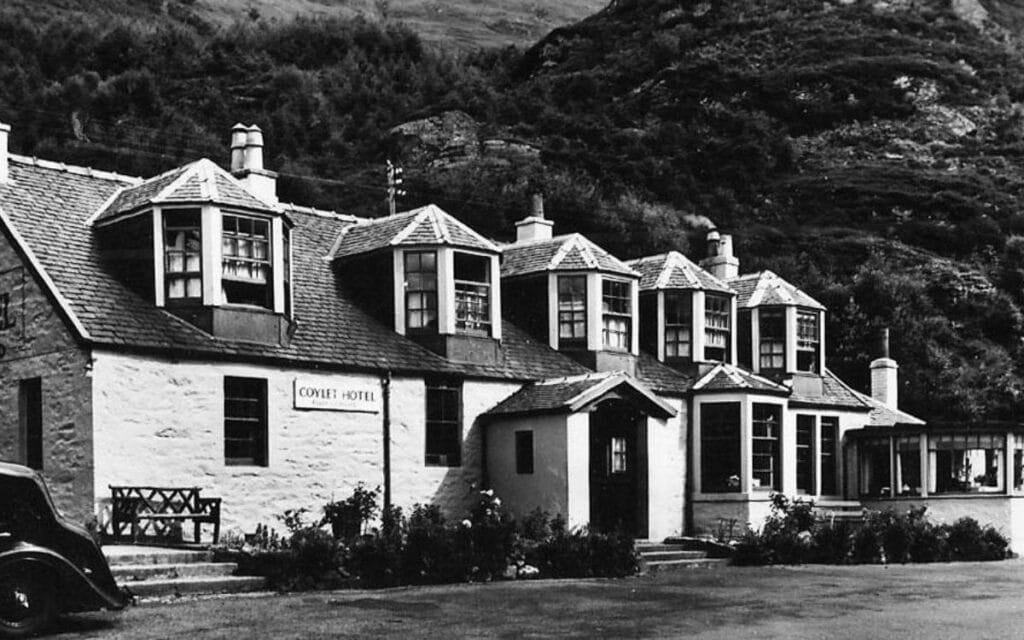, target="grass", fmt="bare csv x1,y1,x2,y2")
49,559,1024,639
